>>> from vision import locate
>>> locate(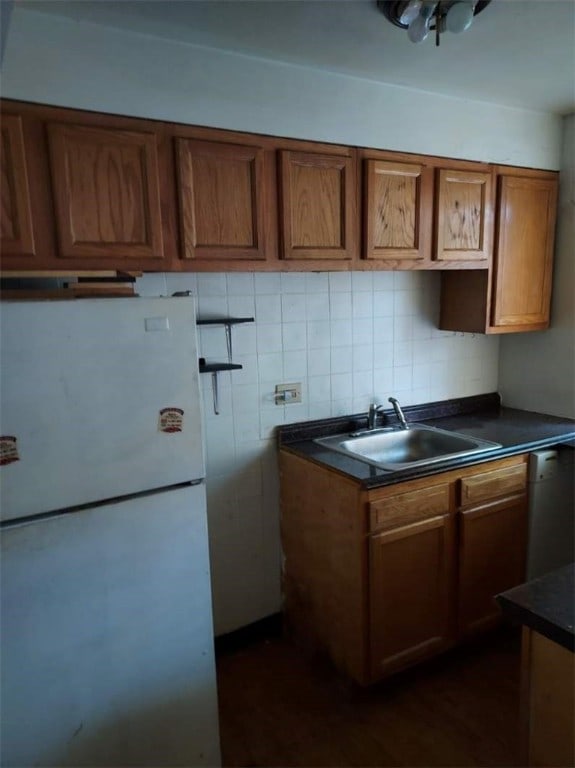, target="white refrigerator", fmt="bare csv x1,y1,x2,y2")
0,297,221,767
